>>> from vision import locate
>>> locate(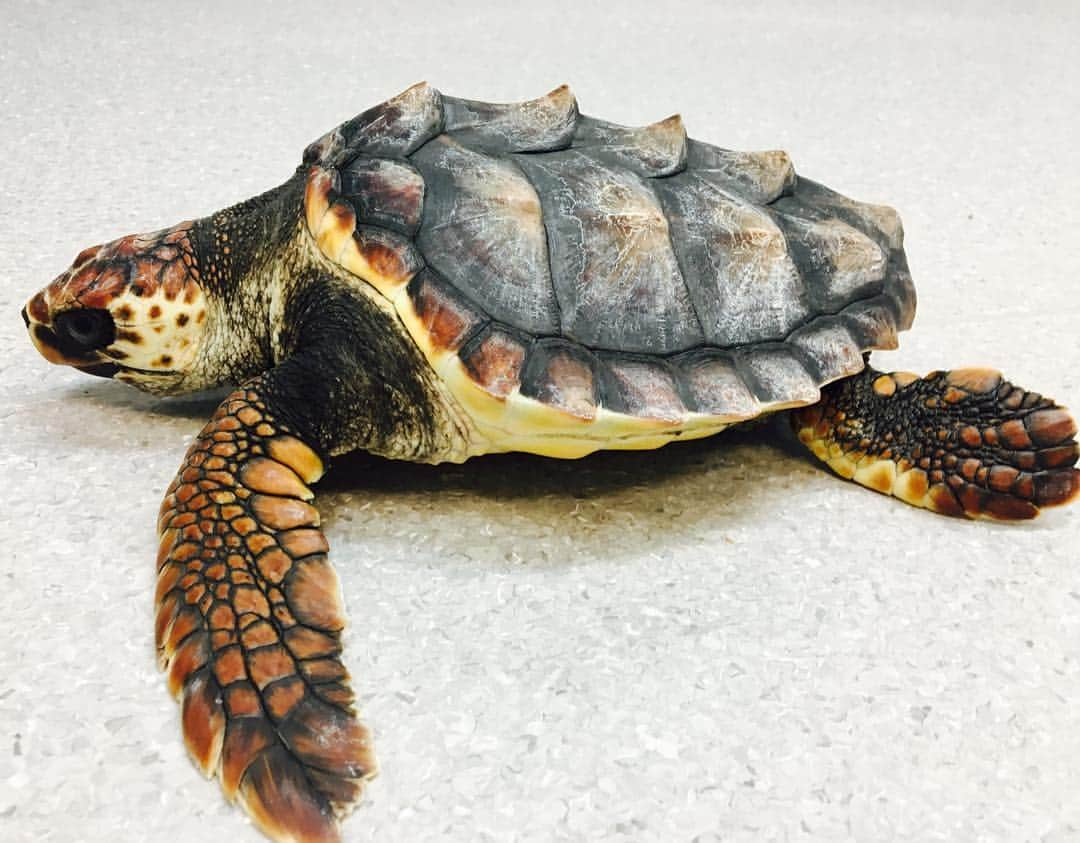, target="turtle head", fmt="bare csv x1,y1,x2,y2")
23,221,210,393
